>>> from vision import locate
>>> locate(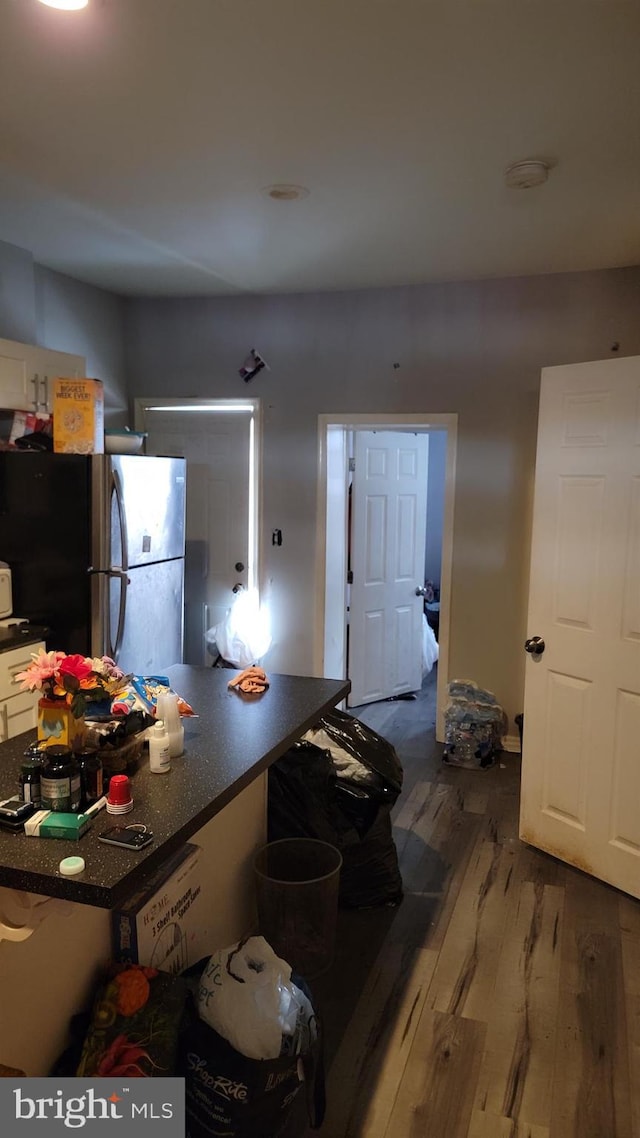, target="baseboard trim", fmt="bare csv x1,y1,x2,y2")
501,734,521,754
